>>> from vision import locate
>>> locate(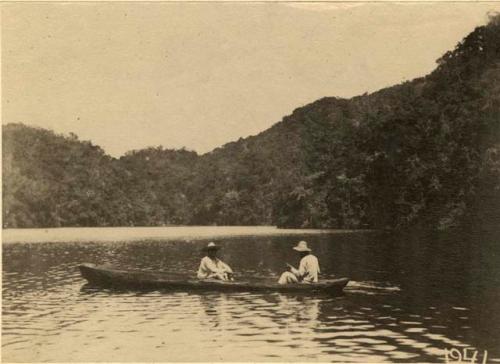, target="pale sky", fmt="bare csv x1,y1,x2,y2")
3,2,500,157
